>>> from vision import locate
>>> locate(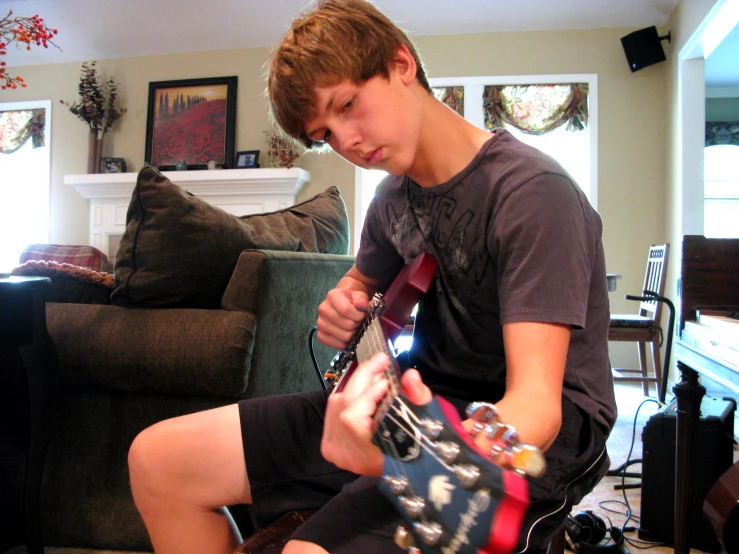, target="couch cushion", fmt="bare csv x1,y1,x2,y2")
46,302,257,397
111,166,349,308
